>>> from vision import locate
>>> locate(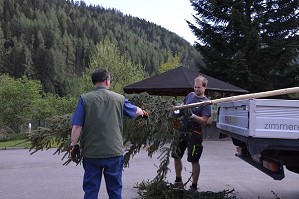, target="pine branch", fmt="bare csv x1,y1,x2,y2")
27,113,72,164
